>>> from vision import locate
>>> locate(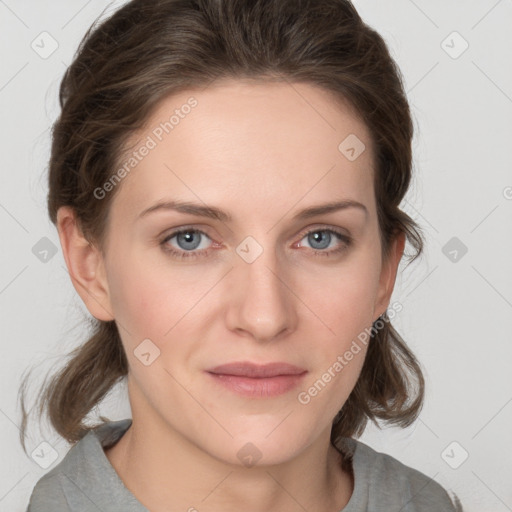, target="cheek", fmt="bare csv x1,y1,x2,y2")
304,255,381,337
106,254,175,343
297,249,380,397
